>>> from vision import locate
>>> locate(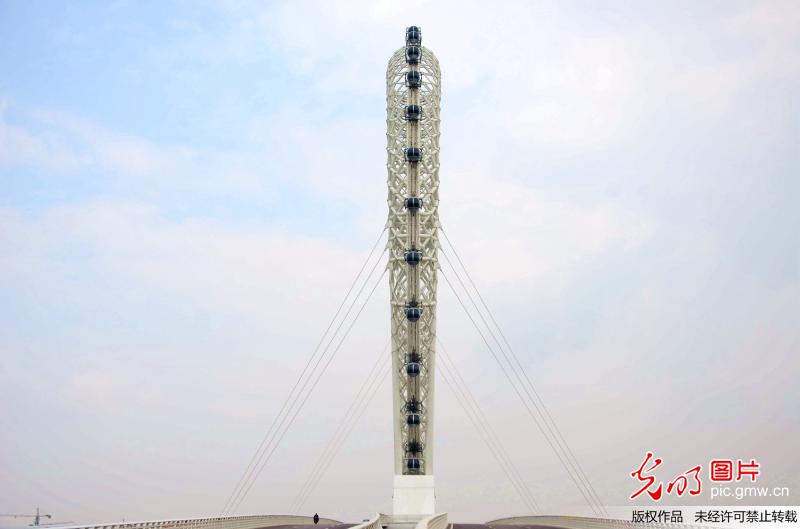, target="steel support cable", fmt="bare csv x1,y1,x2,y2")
437,362,537,515
229,266,389,514
439,238,608,519
229,261,387,514
439,267,602,516
439,228,607,516
296,356,389,512
438,344,535,511
290,348,385,512
439,254,605,516
230,264,387,514
437,339,541,514
293,351,391,512
437,340,540,514
290,341,389,512
224,242,388,515
439,247,606,517
220,228,387,515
